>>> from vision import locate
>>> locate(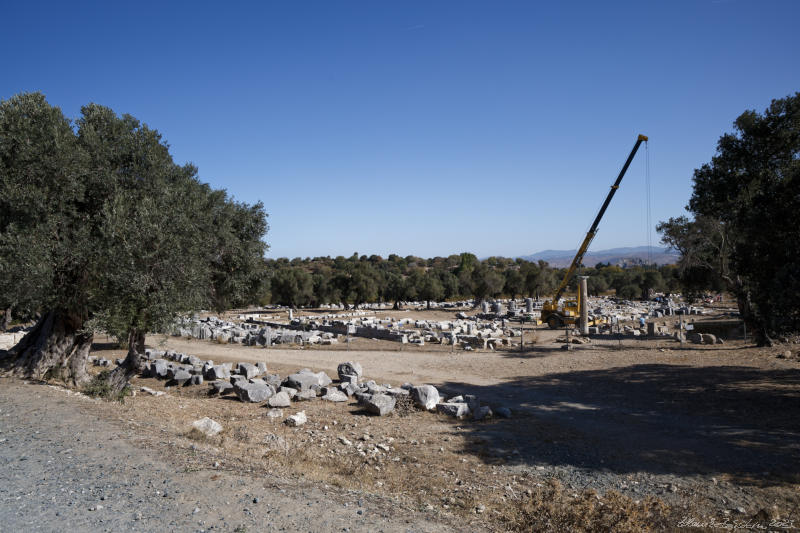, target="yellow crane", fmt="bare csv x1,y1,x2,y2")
541,134,648,329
